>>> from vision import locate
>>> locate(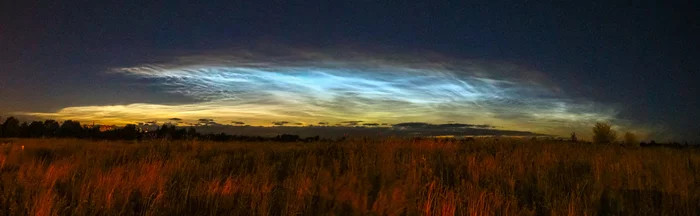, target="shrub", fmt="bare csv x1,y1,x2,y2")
592,122,617,144
623,132,639,147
